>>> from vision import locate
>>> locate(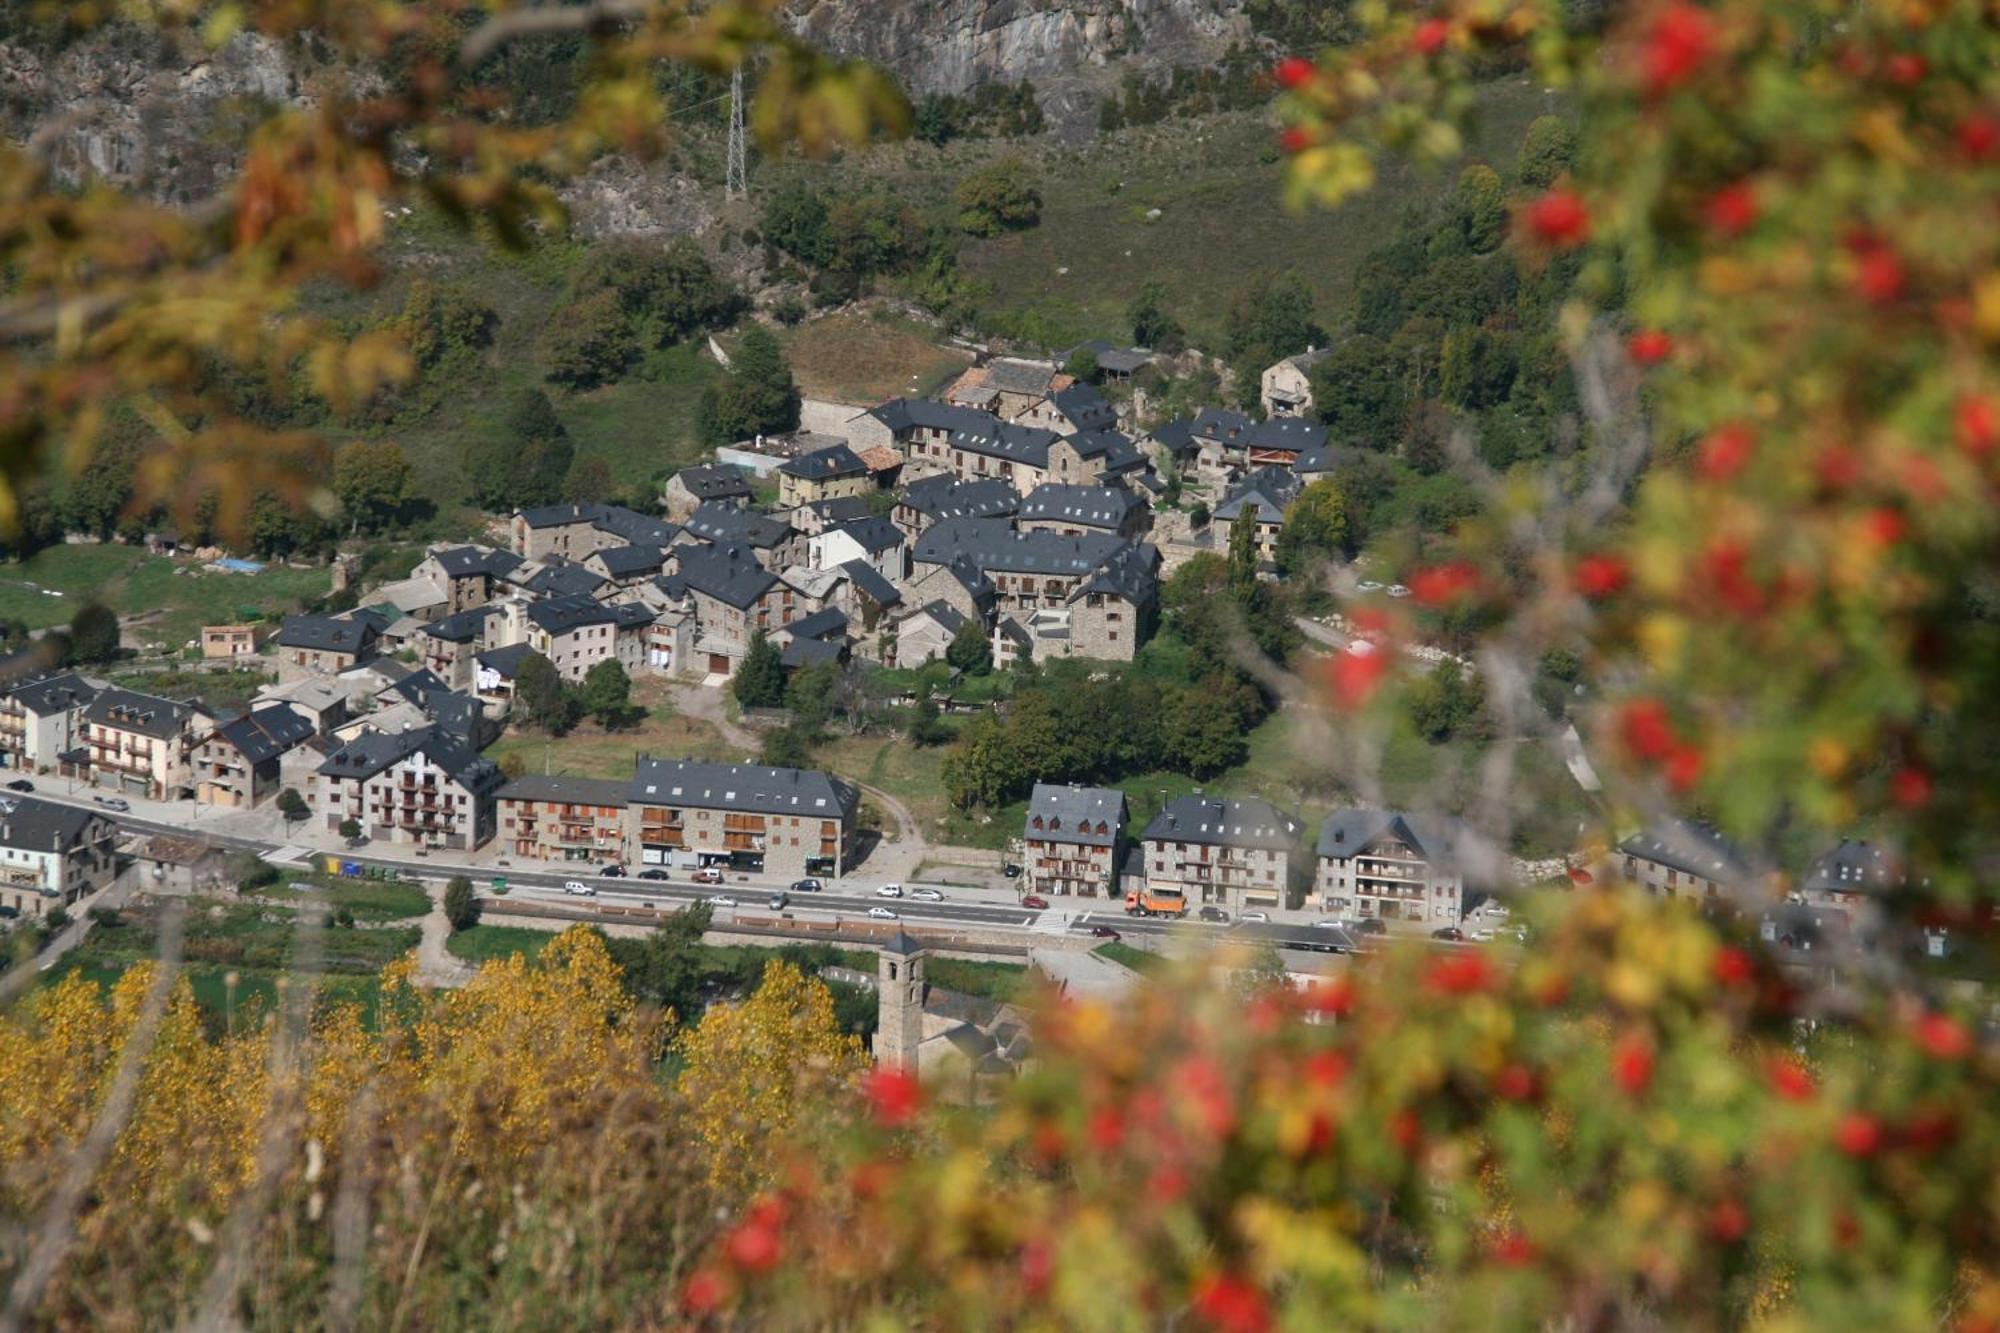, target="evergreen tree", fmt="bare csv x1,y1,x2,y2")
733,631,786,709
68,603,120,664
515,651,578,735
1227,509,1261,596
579,659,632,728
466,389,574,511
699,326,800,447
946,620,992,675
443,875,480,932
